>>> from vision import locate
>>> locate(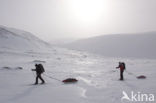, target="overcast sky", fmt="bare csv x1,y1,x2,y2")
0,0,156,41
